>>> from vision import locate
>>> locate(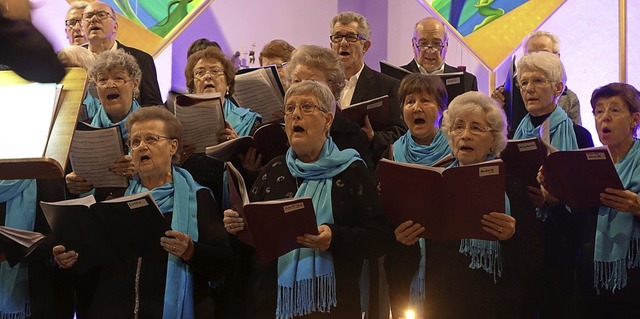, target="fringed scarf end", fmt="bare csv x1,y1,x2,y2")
460,239,503,282
0,301,30,319
594,238,640,294
276,274,337,319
